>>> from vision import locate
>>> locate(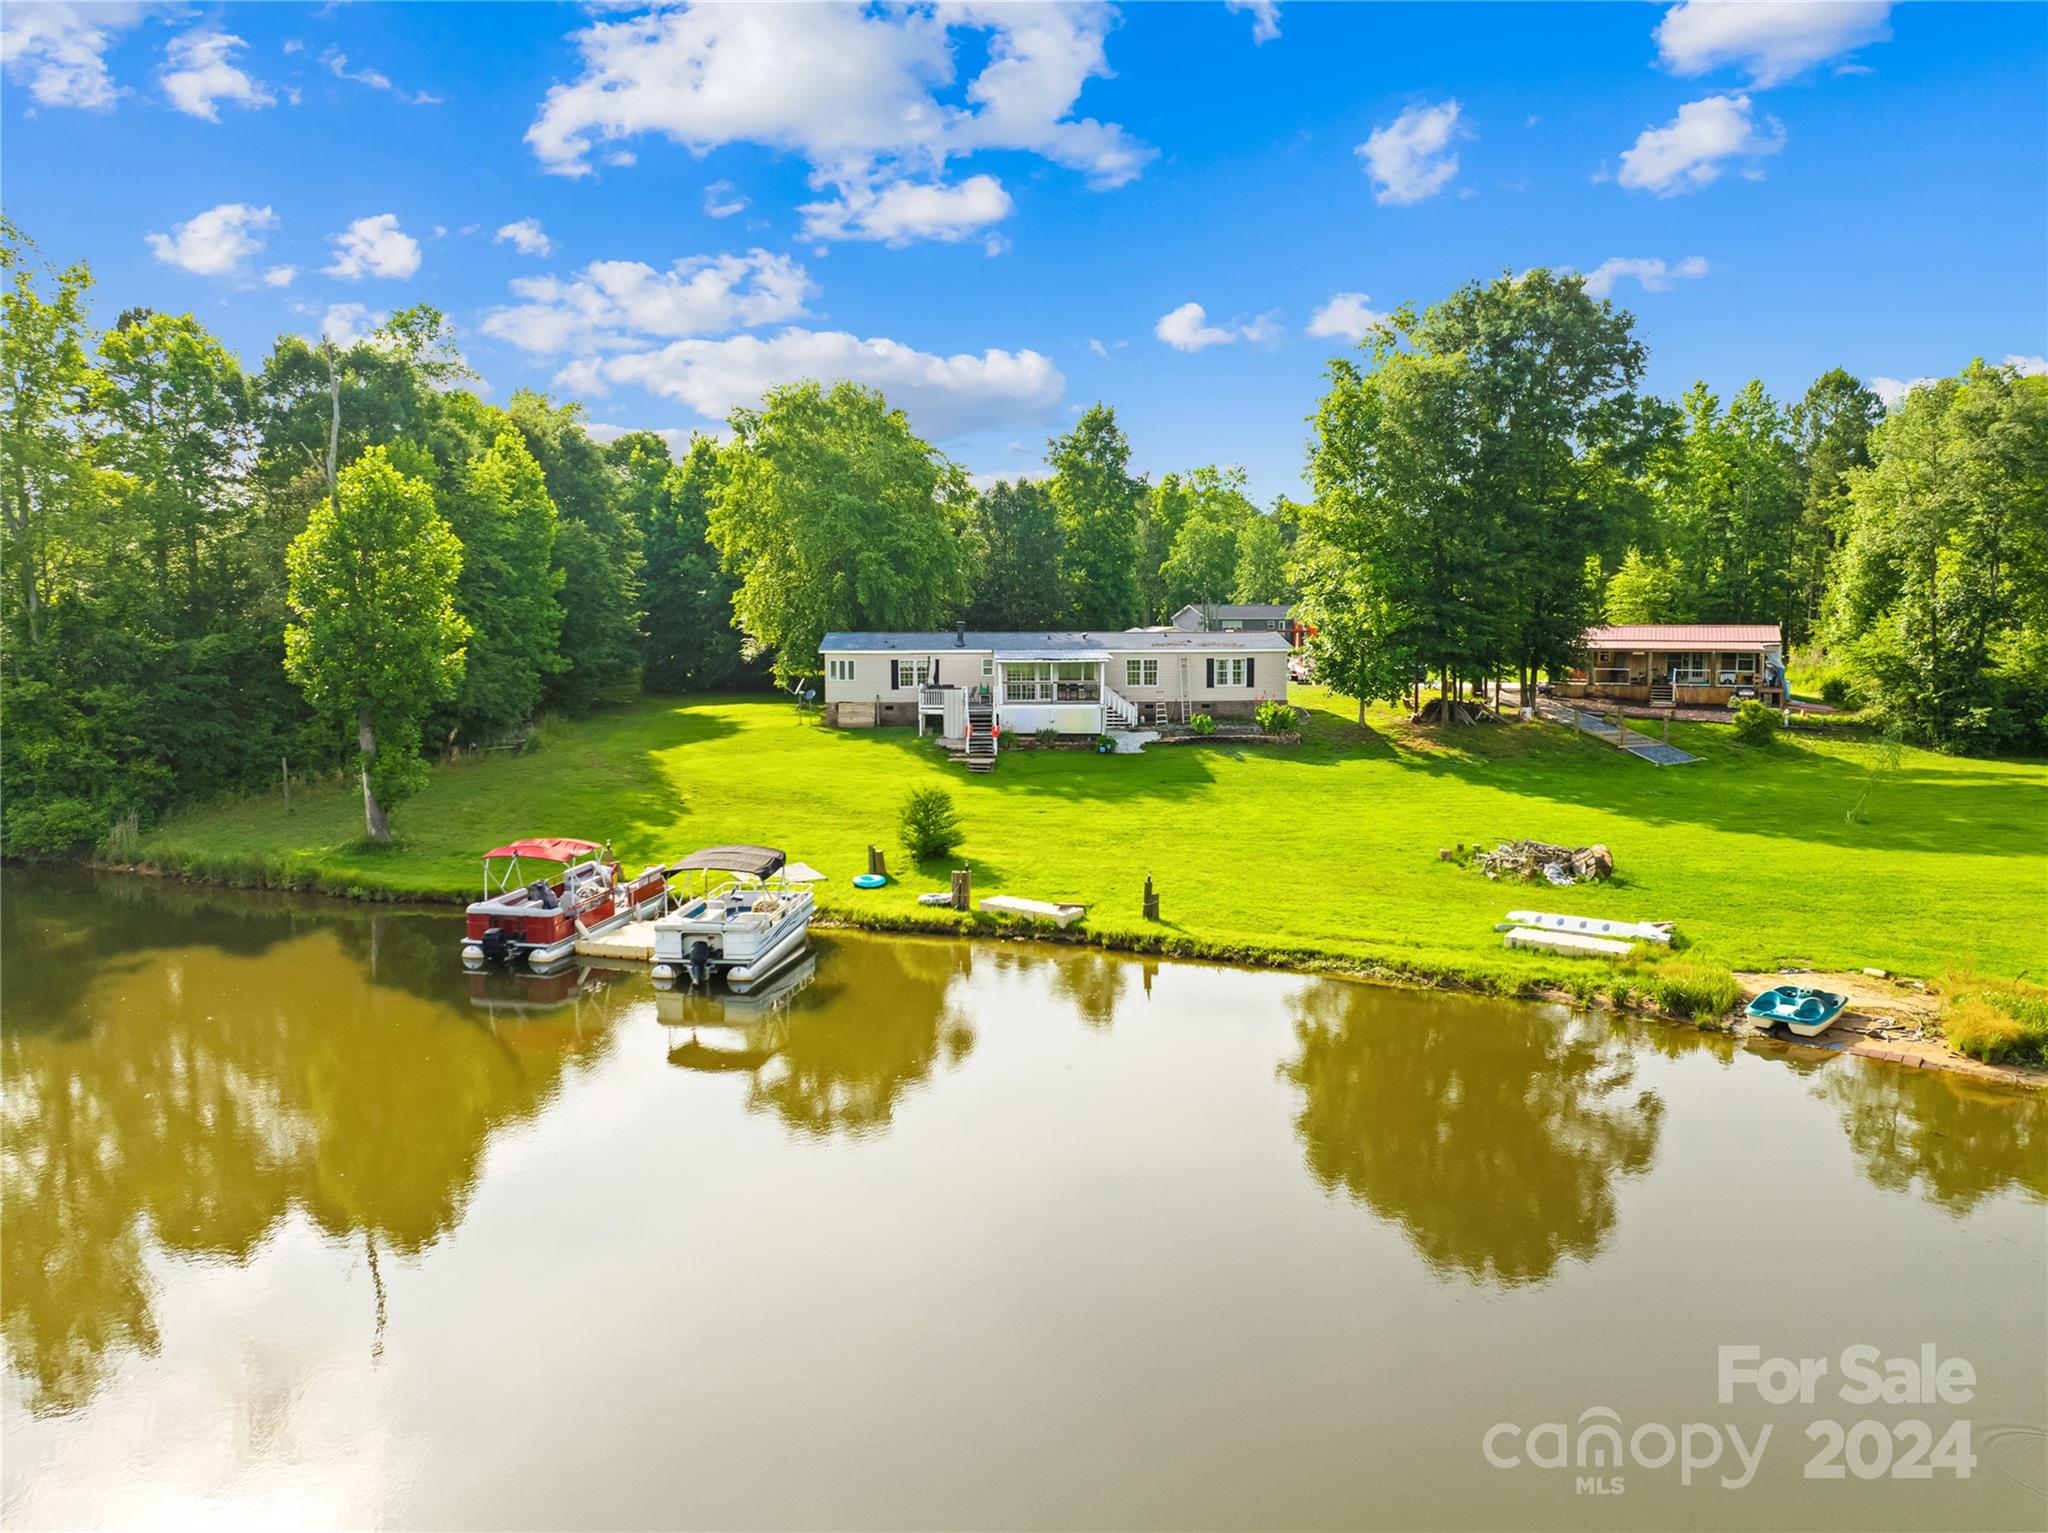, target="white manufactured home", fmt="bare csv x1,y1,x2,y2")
819,625,1291,736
